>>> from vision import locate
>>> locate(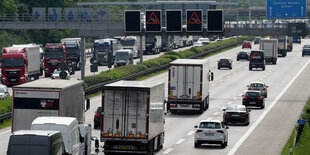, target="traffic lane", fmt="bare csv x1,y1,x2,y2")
155,42,308,154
